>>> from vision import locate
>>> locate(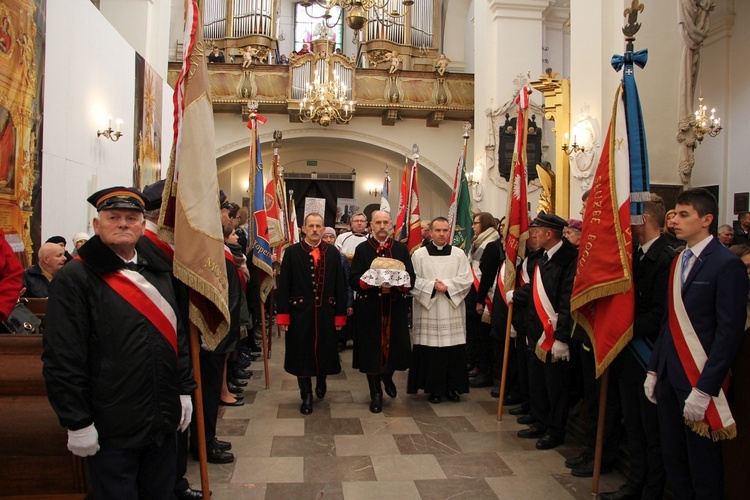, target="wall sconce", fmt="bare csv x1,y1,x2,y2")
368,186,382,197
97,116,123,142
466,171,480,186
562,132,584,154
